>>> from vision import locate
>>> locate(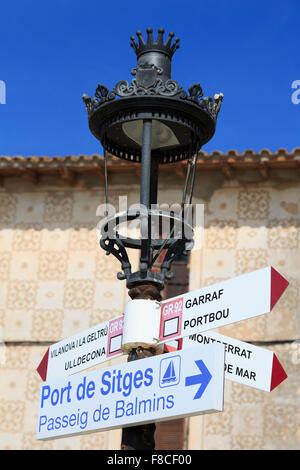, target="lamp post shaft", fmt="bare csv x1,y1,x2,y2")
140,119,157,270
150,156,158,206
121,119,159,450
140,119,153,209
